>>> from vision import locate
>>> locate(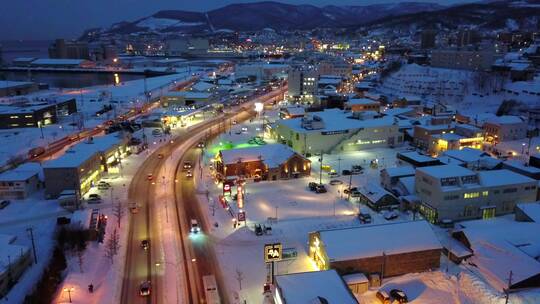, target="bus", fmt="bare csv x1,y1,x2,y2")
202,275,221,304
